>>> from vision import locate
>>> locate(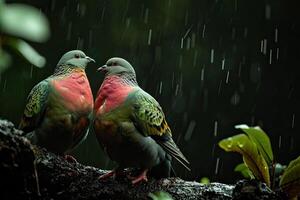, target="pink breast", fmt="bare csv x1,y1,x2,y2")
95,75,134,115
52,72,94,112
